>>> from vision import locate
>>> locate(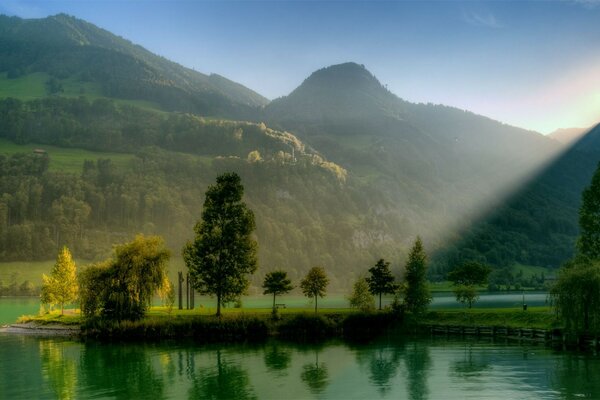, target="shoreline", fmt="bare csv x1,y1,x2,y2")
0,322,80,337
